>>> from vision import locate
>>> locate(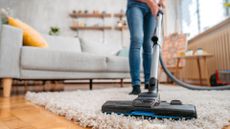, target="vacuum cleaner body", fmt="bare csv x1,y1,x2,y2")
102,10,198,120
102,100,197,119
